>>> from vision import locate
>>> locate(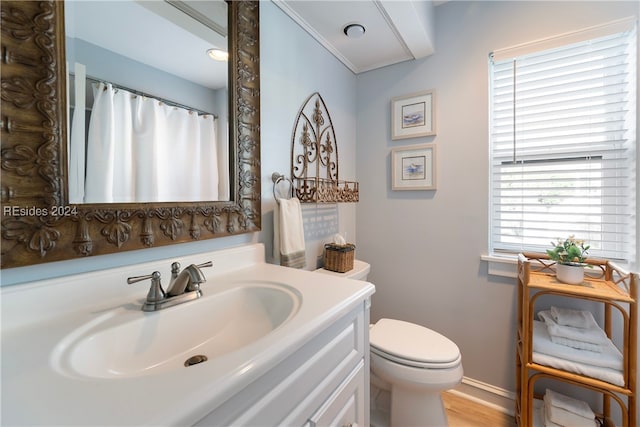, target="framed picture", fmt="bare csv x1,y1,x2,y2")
391,143,436,190
391,89,436,140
